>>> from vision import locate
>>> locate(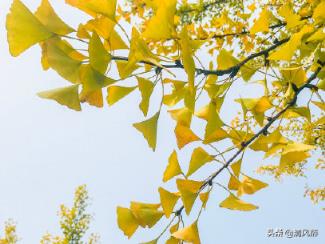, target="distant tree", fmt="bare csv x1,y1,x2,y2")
40,185,98,244
0,220,18,244
5,0,325,243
